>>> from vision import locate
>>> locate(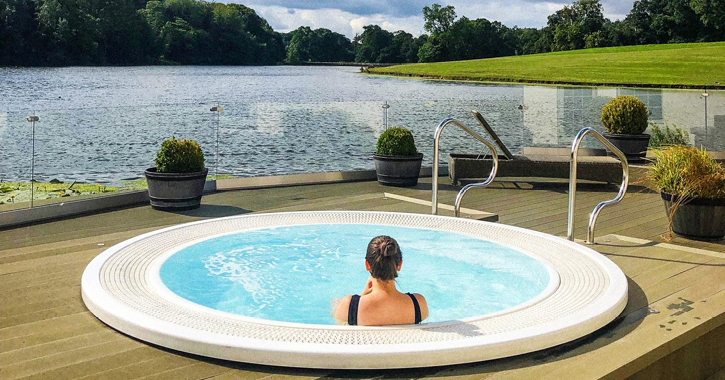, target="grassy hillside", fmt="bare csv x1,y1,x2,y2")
370,42,725,88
